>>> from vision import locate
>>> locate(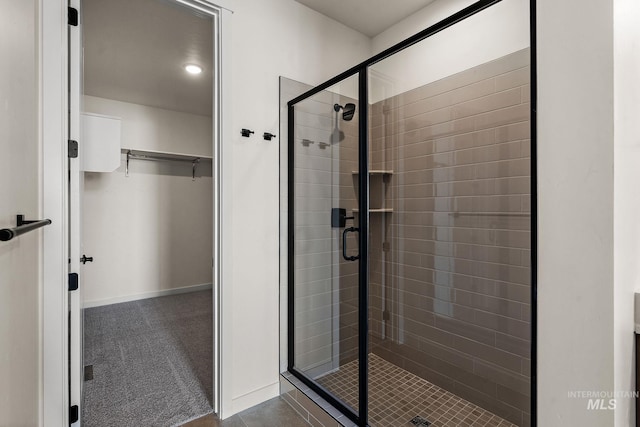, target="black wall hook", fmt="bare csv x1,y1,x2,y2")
241,129,254,137
263,132,276,141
